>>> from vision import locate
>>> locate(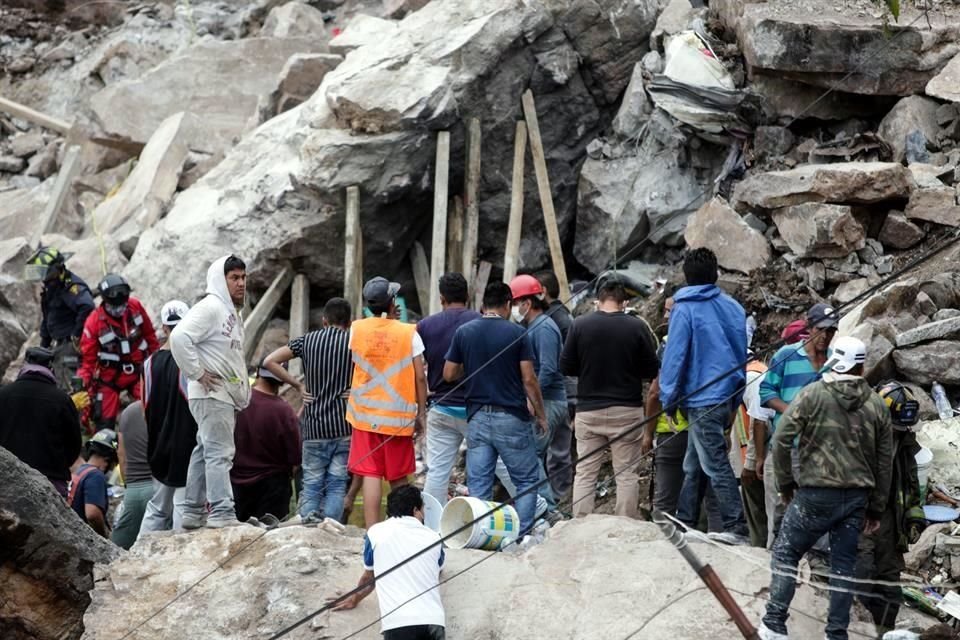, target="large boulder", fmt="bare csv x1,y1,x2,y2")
893,340,960,385
878,96,941,164
732,162,913,211
127,0,605,311
329,15,399,55
253,53,344,126
89,37,330,154
927,52,960,103
771,203,865,259
896,316,960,348
683,197,771,274
735,1,960,96
879,211,925,250
905,185,960,227
261,1,329,39
81,516,872,639
0,447,119,640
